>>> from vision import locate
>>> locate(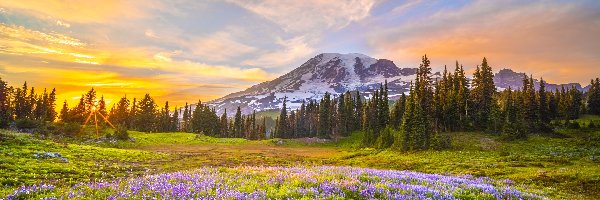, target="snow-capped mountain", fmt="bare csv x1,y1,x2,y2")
207,53,589,115
208,53,431,115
